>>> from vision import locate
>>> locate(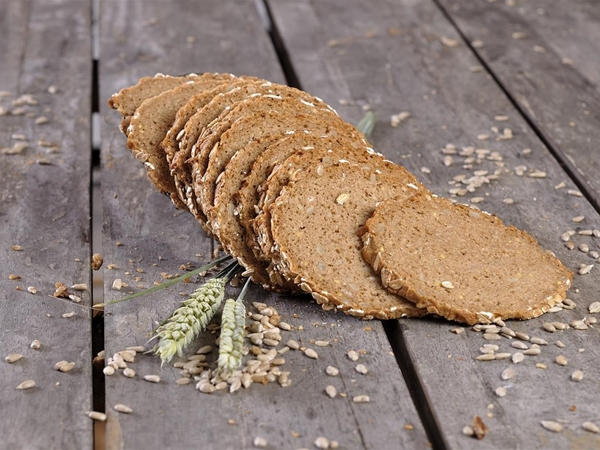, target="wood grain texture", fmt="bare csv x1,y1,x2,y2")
100,1,427,448
0,0,93,449
437,0,600,211
268,0,600,448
